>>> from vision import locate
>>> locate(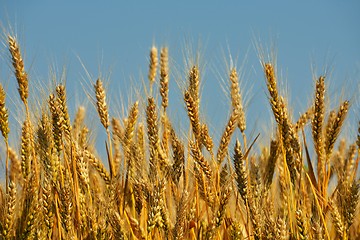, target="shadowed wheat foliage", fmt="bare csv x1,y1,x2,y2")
0,35,359,240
